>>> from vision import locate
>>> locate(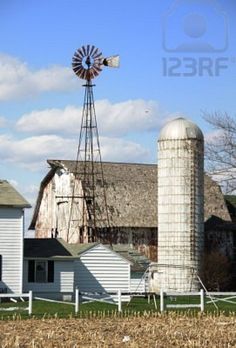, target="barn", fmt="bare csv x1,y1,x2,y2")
0,180,31,294
29,160,233,262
